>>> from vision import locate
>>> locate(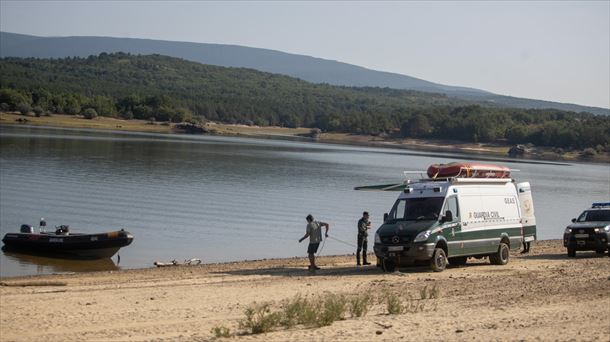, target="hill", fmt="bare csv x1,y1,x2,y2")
0,54,609,151
1,32,607,116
